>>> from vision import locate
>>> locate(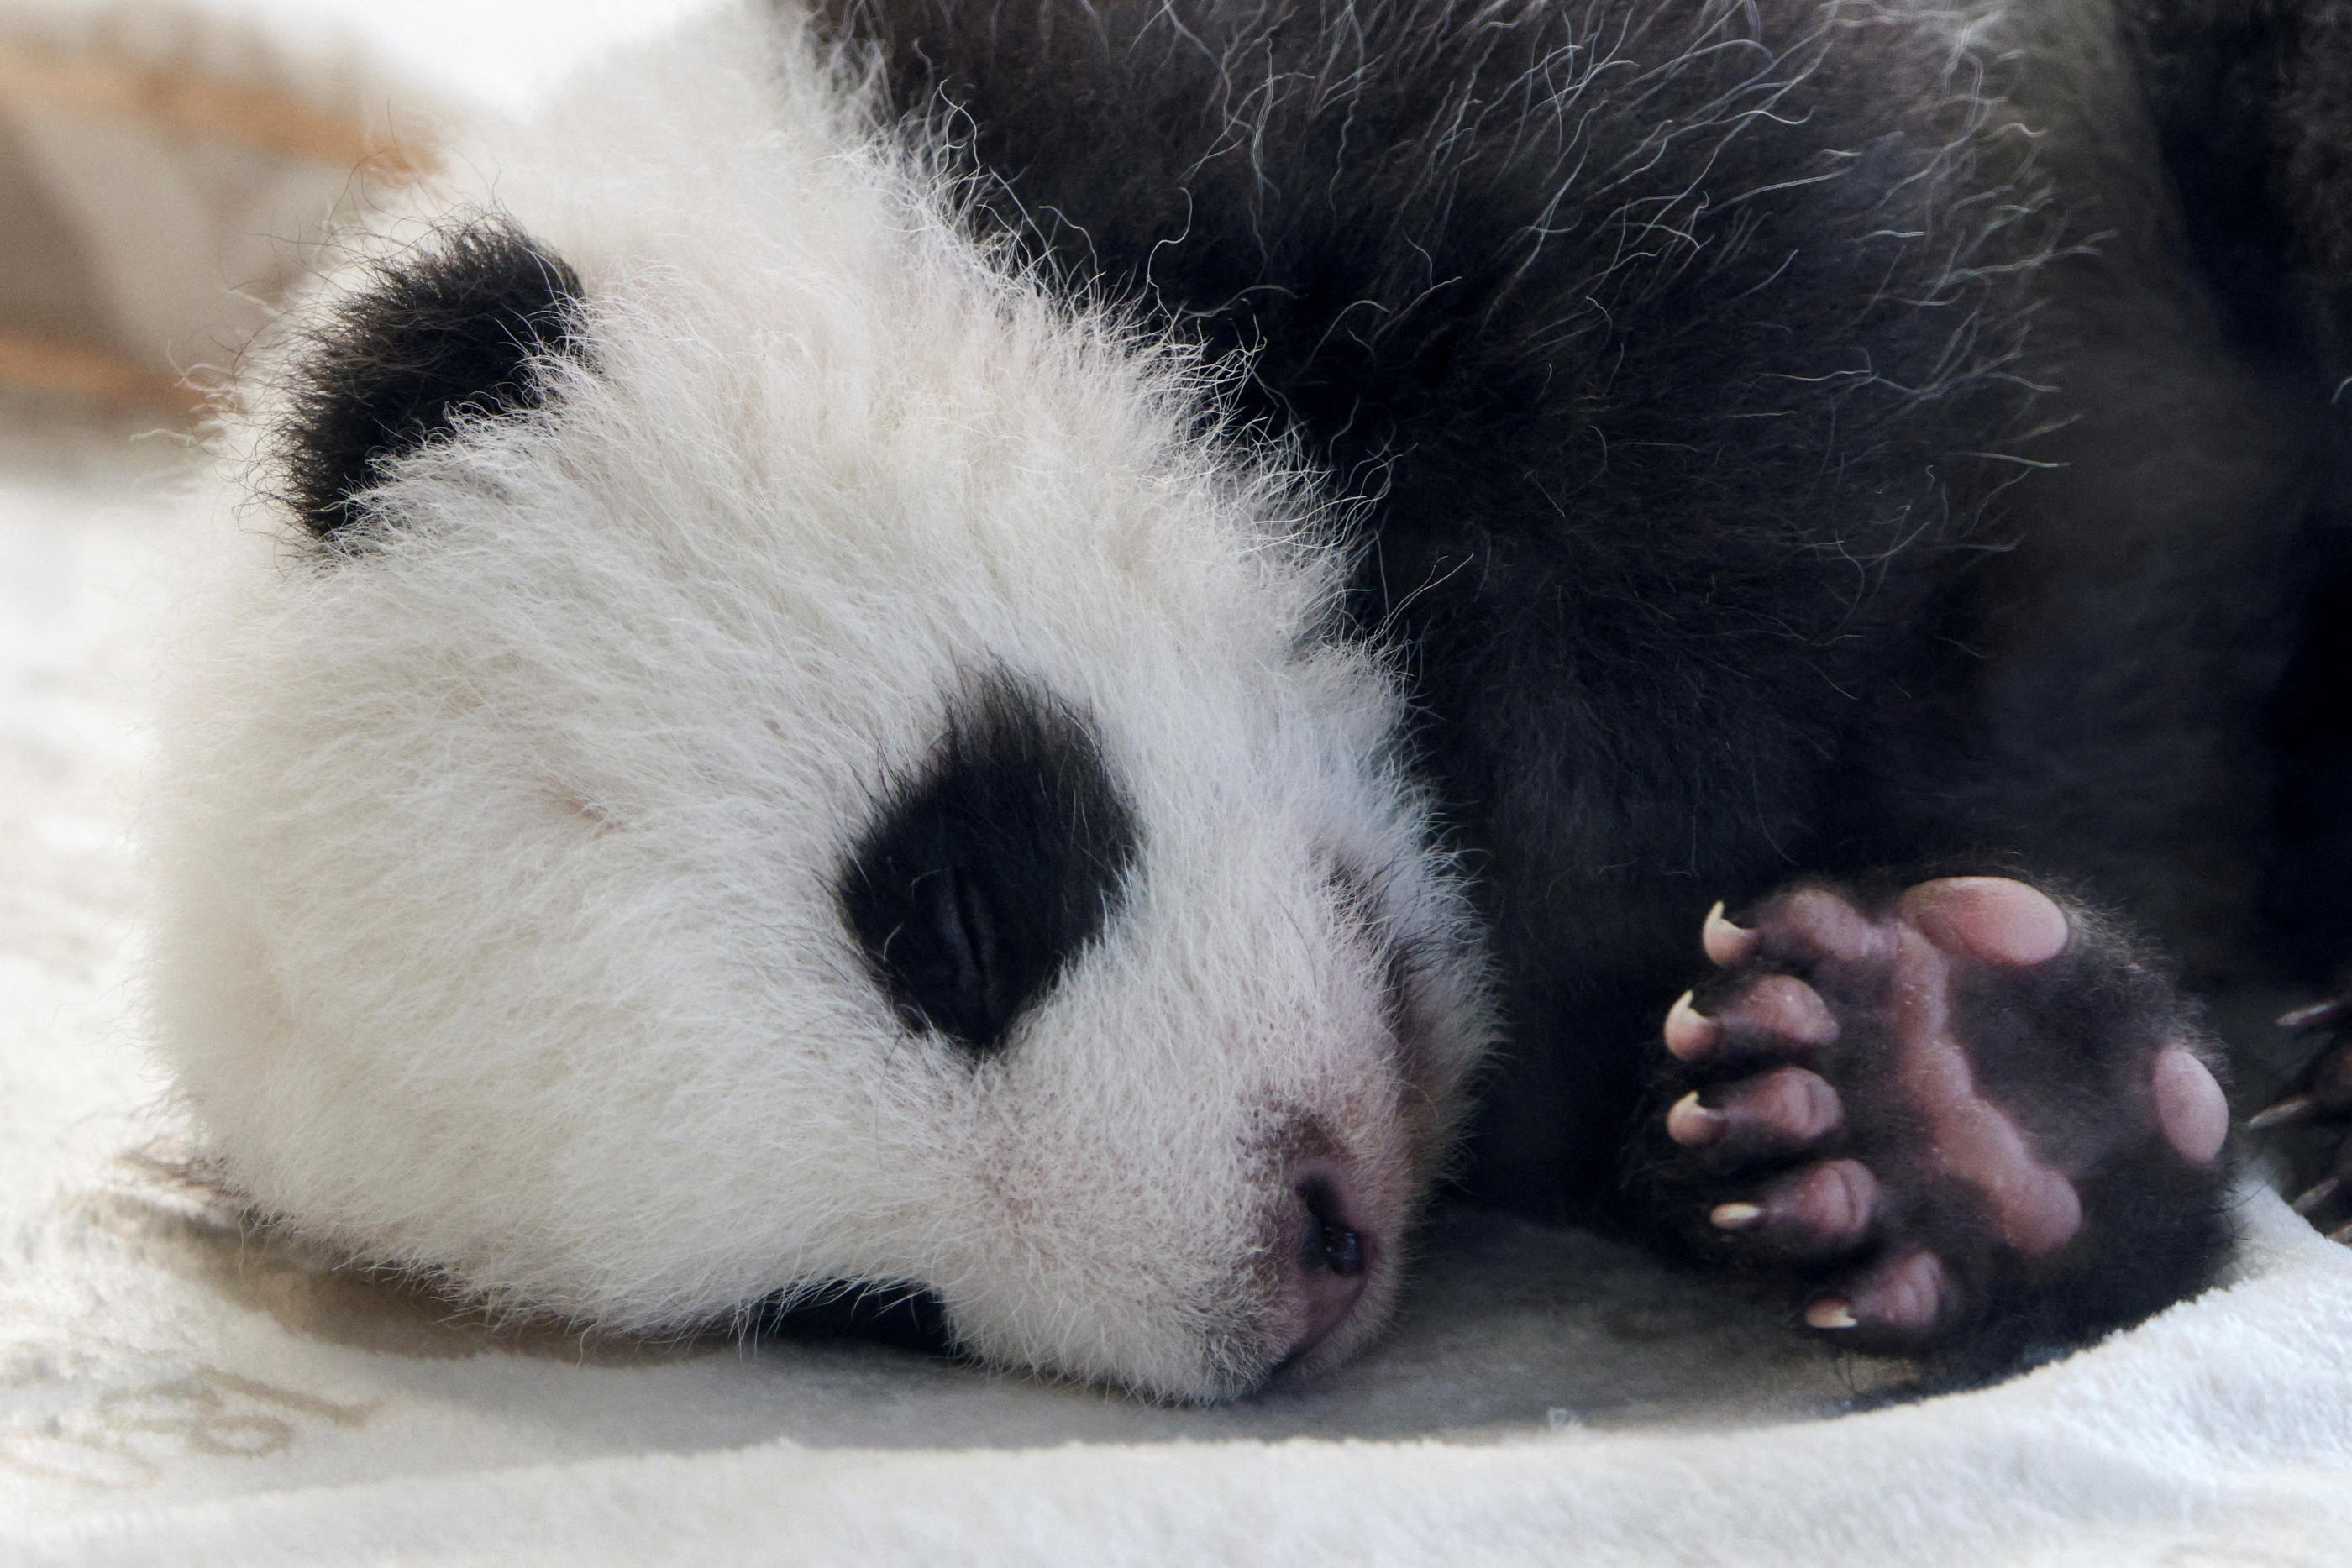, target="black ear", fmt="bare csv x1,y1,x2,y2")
282,219,588,539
